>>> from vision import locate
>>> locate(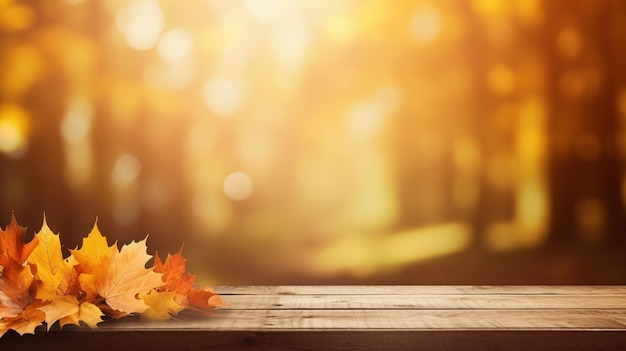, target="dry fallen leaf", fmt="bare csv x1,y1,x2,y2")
0,213,38,268
29,218,100,329
0,215,45,338
153,249,194,299
88,237,164,315
139,290,184,320
70,222,114,275
0,298,46,338
153,248,224,315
